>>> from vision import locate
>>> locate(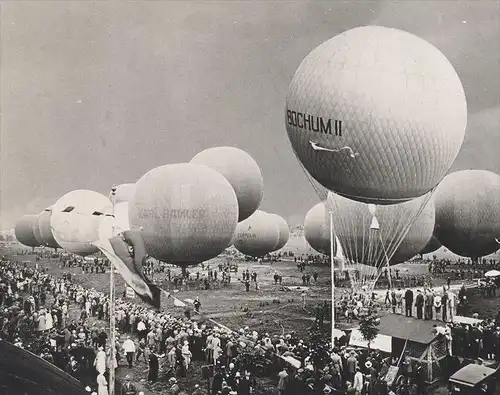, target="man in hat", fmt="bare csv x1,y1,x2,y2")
122,336,136,368
237,370,252,395
194,297,201,313
192,384,204,395
277,367,288,395
168,377,180,394
353,366,364,395
346,350,357,383
415,290,424,320
120,375,137,395
404,288,414,317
